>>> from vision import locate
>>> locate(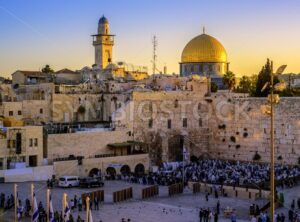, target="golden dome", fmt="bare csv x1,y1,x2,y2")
181,33,227,63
